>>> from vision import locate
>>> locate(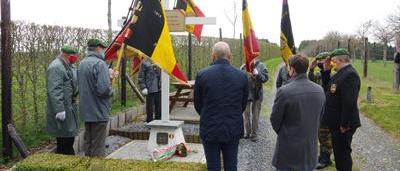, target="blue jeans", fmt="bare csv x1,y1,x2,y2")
202,139,240,171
